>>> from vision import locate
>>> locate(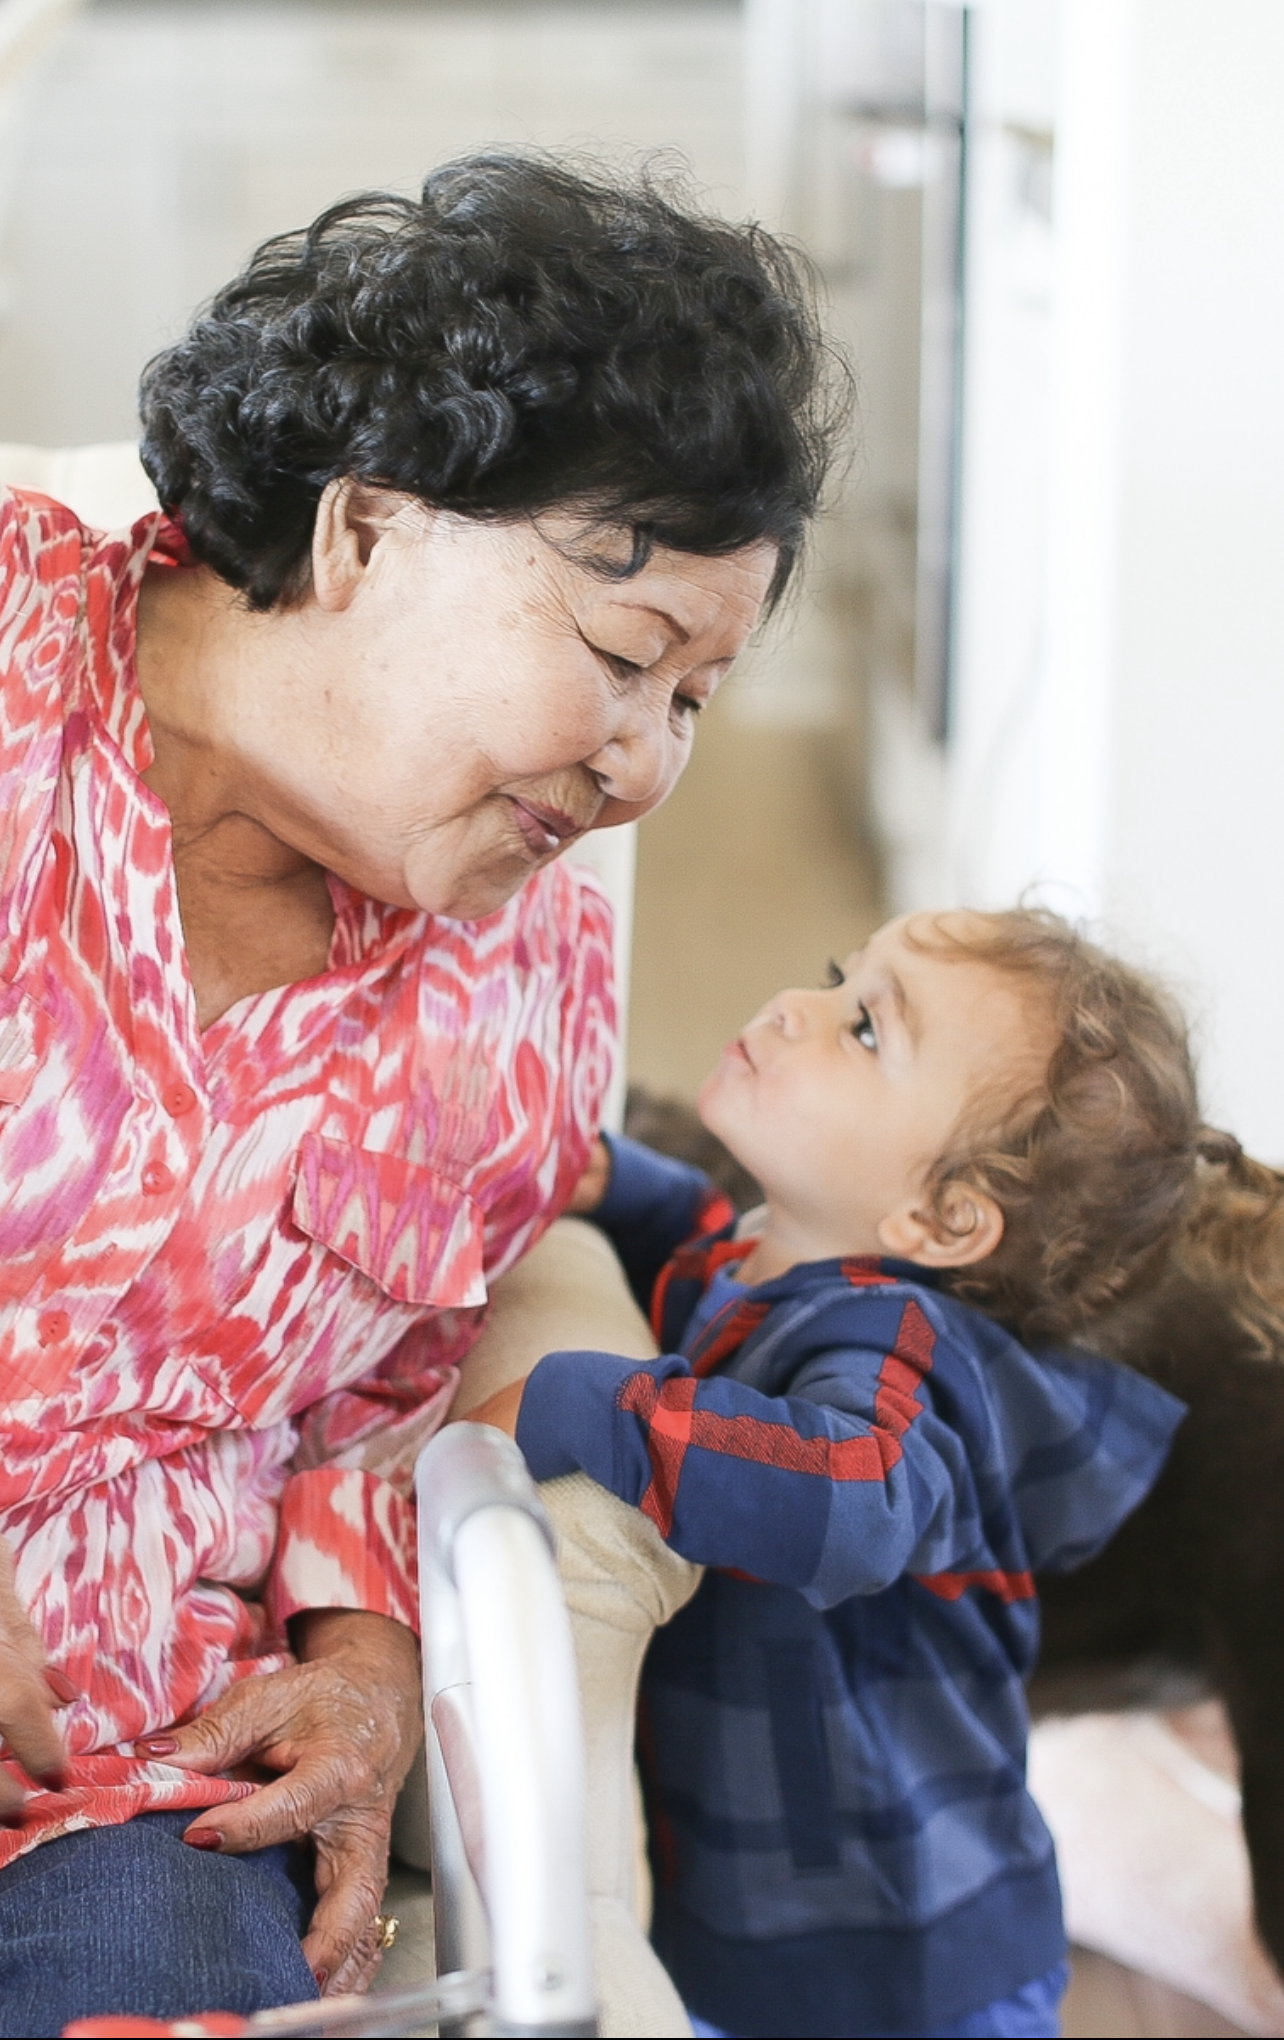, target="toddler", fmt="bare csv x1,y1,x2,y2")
476,907,1231,2039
